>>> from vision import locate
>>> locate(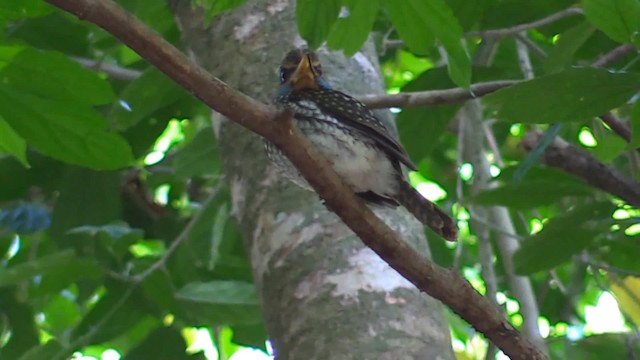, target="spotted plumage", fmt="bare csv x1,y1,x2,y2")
265,48,457,241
